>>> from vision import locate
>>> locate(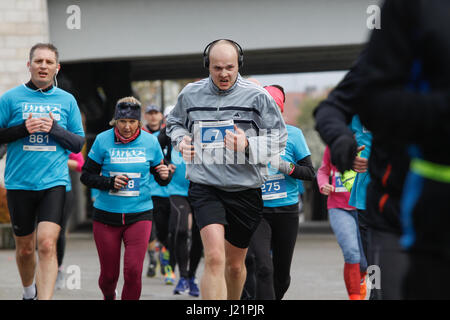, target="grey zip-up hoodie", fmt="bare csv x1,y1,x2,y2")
166,74,287,191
